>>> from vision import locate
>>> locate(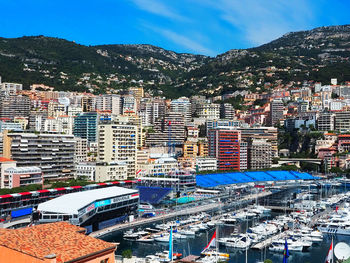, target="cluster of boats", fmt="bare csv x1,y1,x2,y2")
123,205,272,243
